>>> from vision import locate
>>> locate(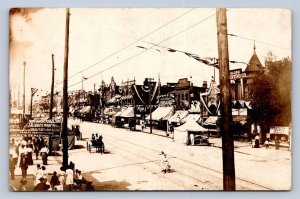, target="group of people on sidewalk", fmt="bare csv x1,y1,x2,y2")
10,136,49,179
33,161,85,191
